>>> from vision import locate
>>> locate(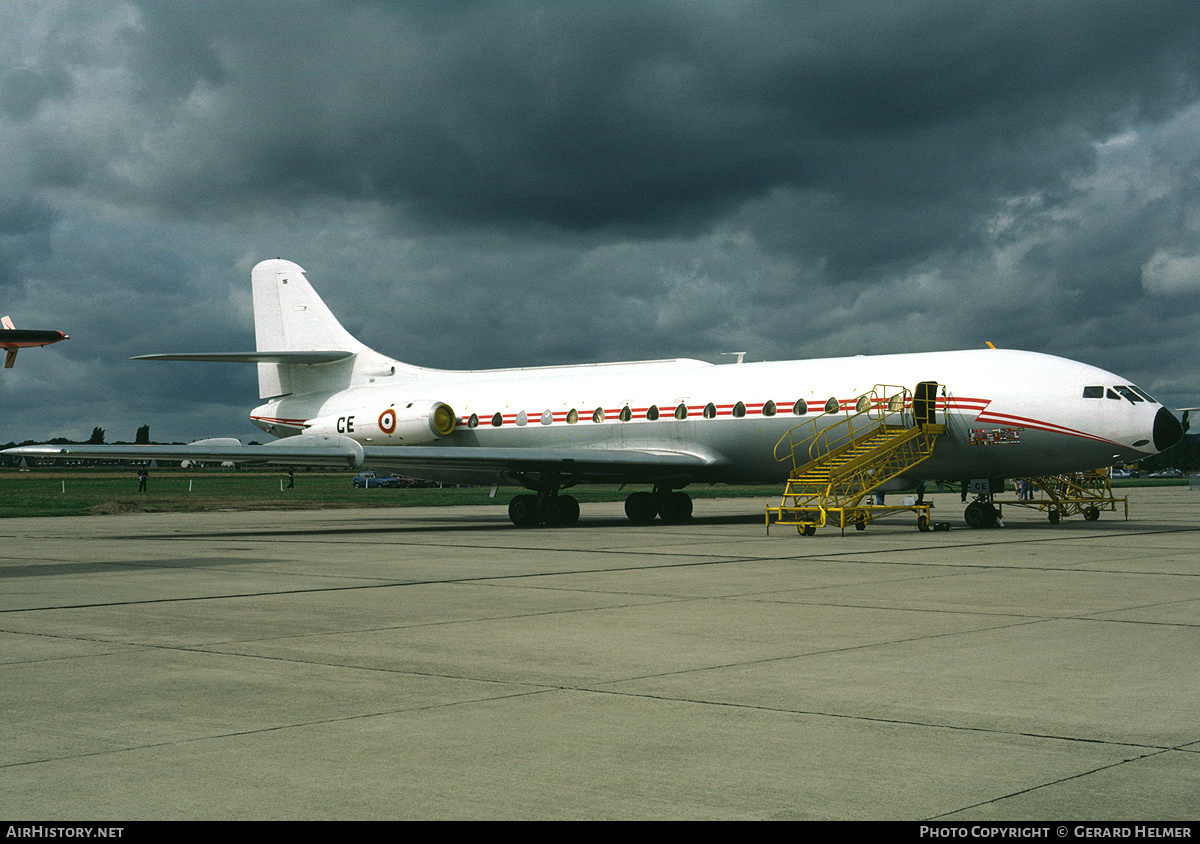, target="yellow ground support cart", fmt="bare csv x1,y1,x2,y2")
996,470,1128,524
